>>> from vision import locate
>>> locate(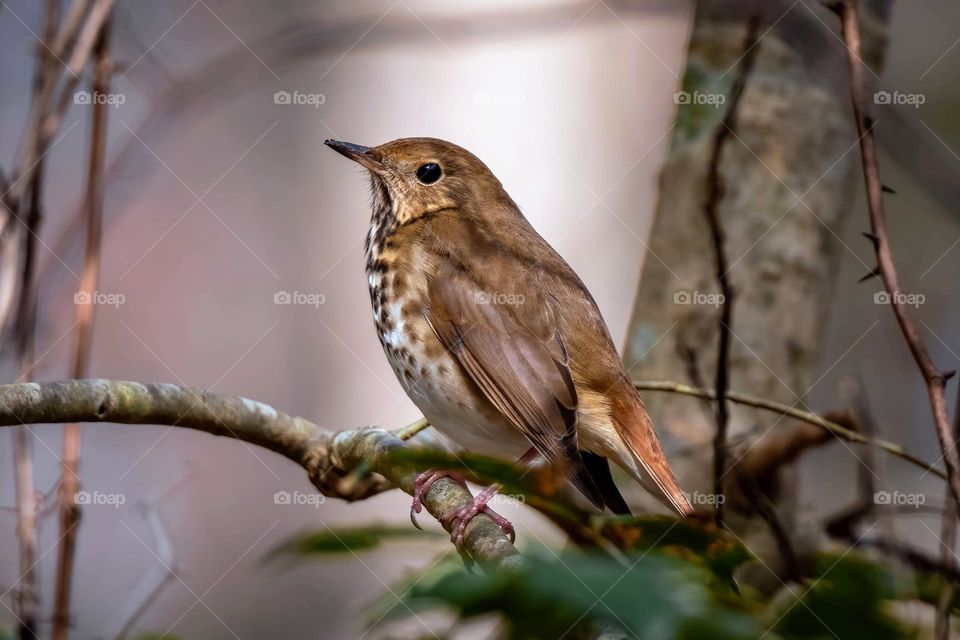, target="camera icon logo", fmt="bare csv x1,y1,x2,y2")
673,291,691,304
74,491,91,505
673,91,691,105
874,291,891,304
874,91,892,105
273,491,292,504
873,491,891,504
74,291,92,304
74,91,92,105
274,291,292,304
274,91,292,105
